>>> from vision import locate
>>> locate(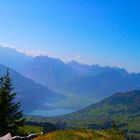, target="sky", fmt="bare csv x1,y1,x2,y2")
0,0,140,72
